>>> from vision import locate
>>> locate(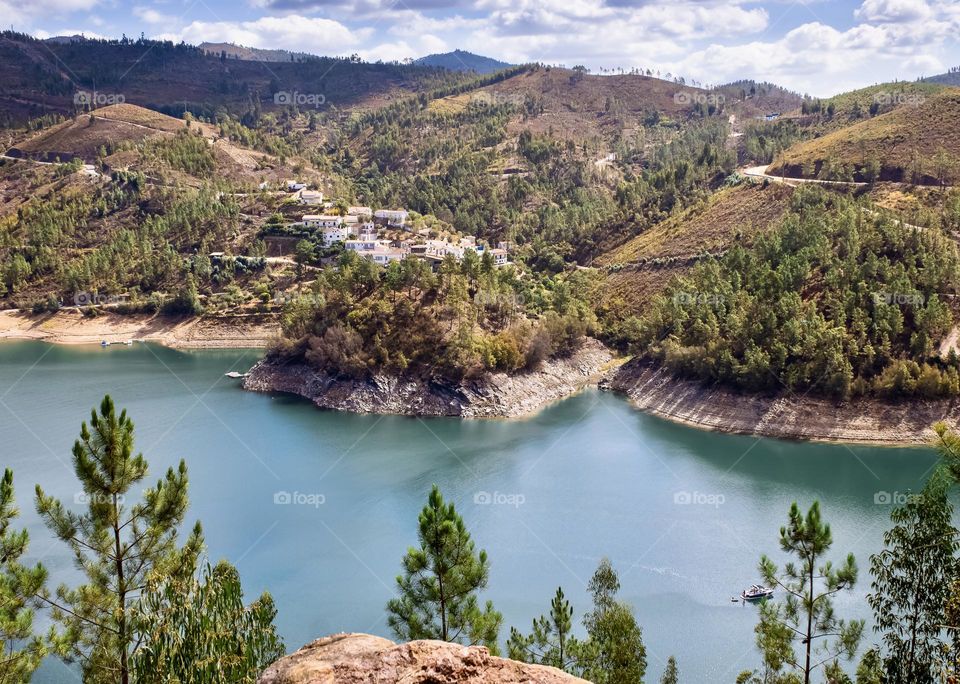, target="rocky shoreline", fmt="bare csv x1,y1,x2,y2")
608,358,960,445
243,337,614,418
